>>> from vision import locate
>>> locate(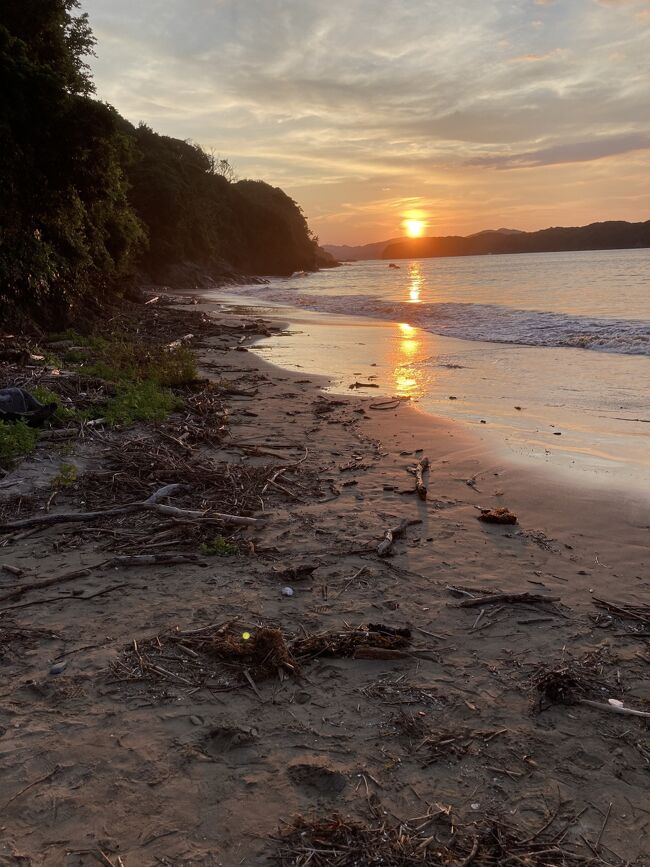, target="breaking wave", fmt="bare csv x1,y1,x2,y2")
227,284,650,356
